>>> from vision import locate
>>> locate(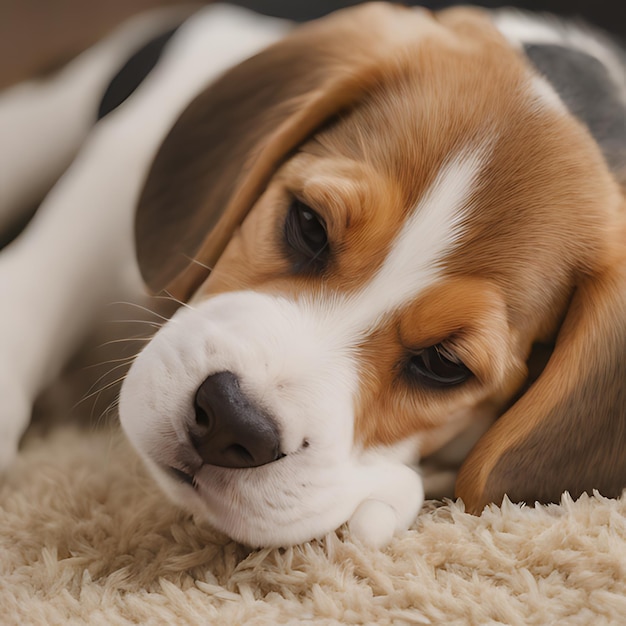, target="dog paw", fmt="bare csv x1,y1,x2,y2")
348,499,398,548
347,462,425,548
0,377,31,471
